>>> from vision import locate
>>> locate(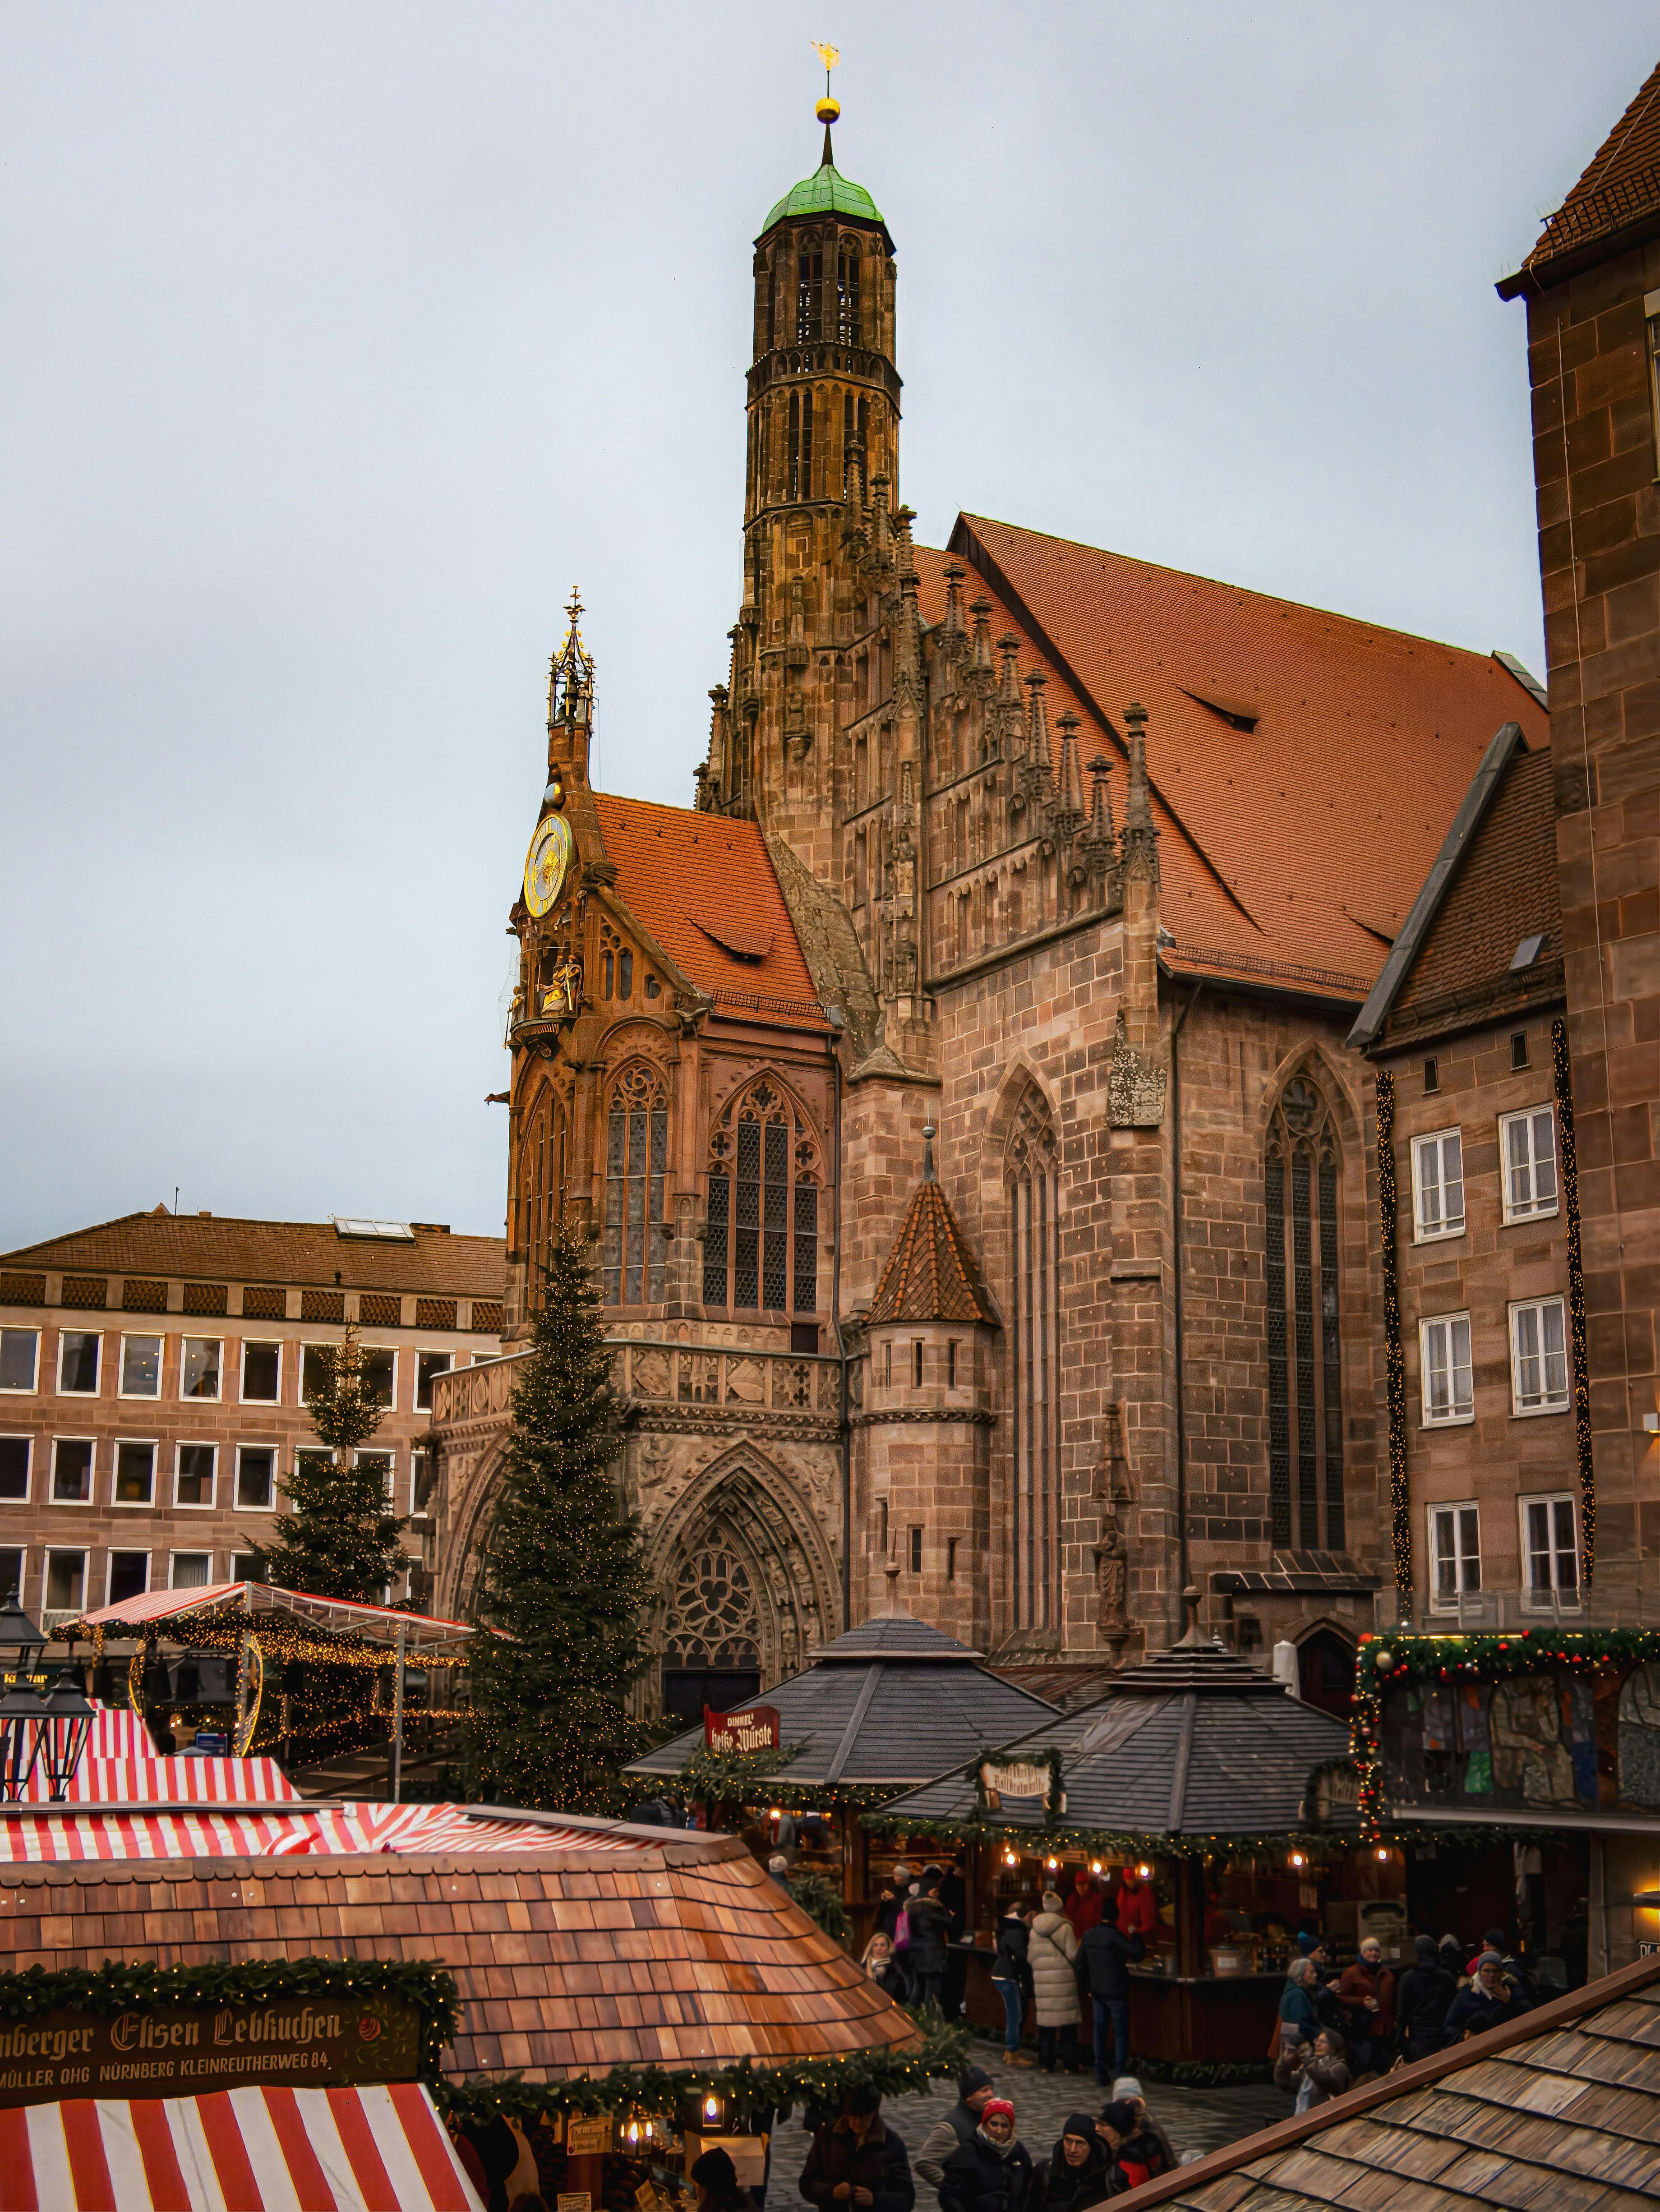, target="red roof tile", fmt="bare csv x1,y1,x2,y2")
0,1212,504,1295
929,516,1549,994
593,794,827,1029
1515,60,1660,279
868,1178,994,1325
